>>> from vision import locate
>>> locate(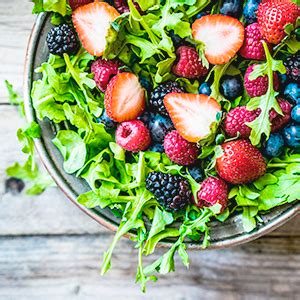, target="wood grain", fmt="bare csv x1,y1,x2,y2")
0,0,35,104
0,235,300,300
